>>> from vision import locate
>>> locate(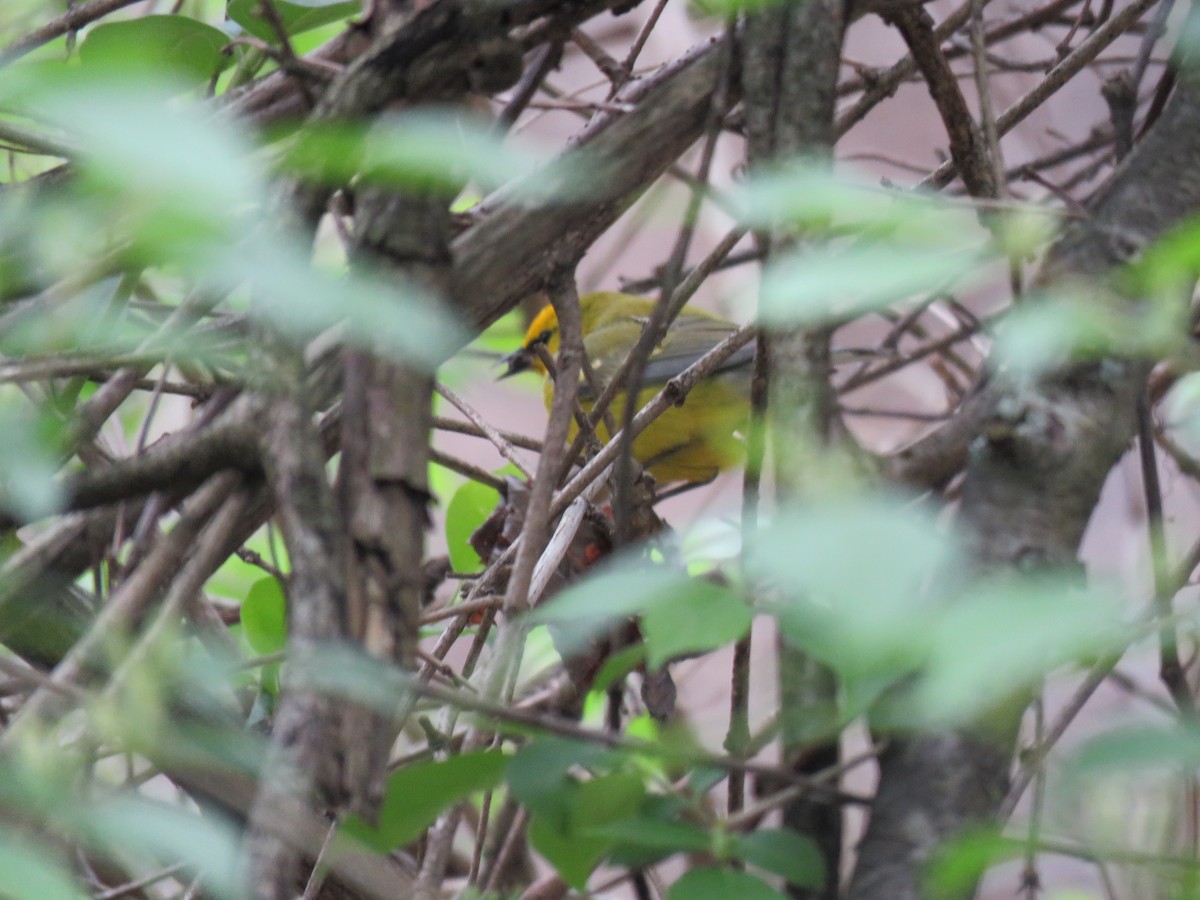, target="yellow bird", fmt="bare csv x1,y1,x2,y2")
502,291,752,484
